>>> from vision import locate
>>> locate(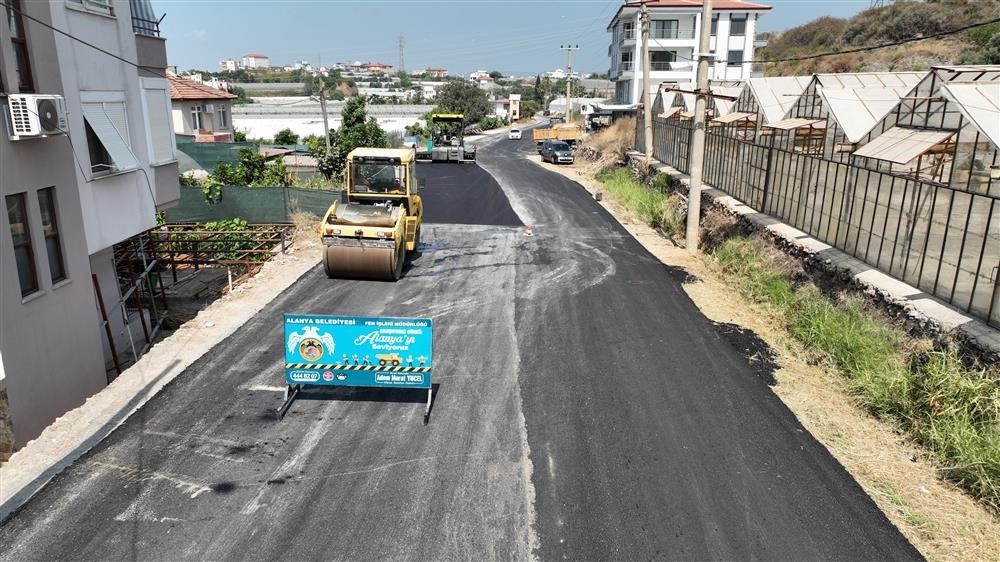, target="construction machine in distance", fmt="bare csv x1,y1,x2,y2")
415,113,477,163
320,147,422,281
